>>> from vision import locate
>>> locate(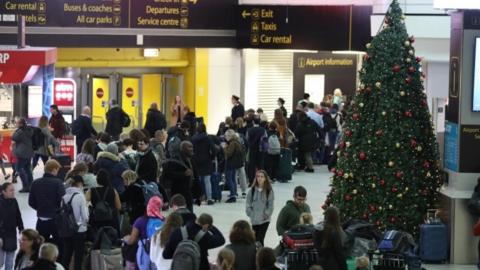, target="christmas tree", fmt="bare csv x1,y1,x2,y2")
324,0,442,235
